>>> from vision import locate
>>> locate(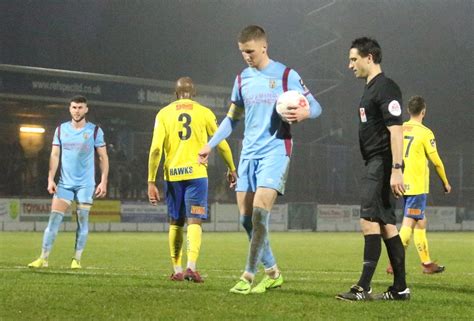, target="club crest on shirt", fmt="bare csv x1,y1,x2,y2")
430,139,436,148
388,100,402,116
83,132,89,140
269,79,276,89
359,107,367,122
